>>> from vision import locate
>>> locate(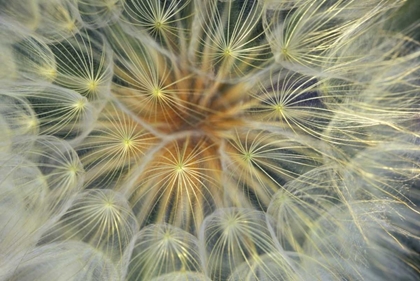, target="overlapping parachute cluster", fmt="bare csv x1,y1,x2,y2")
0,0,419,280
